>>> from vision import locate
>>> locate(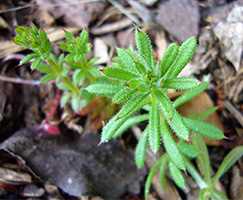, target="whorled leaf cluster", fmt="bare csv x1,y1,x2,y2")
14,27,243,200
